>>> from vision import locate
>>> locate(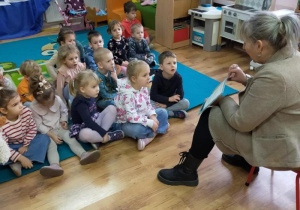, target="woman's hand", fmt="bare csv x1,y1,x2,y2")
228,64,247,85
18,155,33,169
